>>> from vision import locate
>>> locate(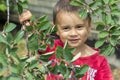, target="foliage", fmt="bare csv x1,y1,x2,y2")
0,14,88,80
0,0,120,80
71,0,120,56
0,0,7,12
0,0,29,13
